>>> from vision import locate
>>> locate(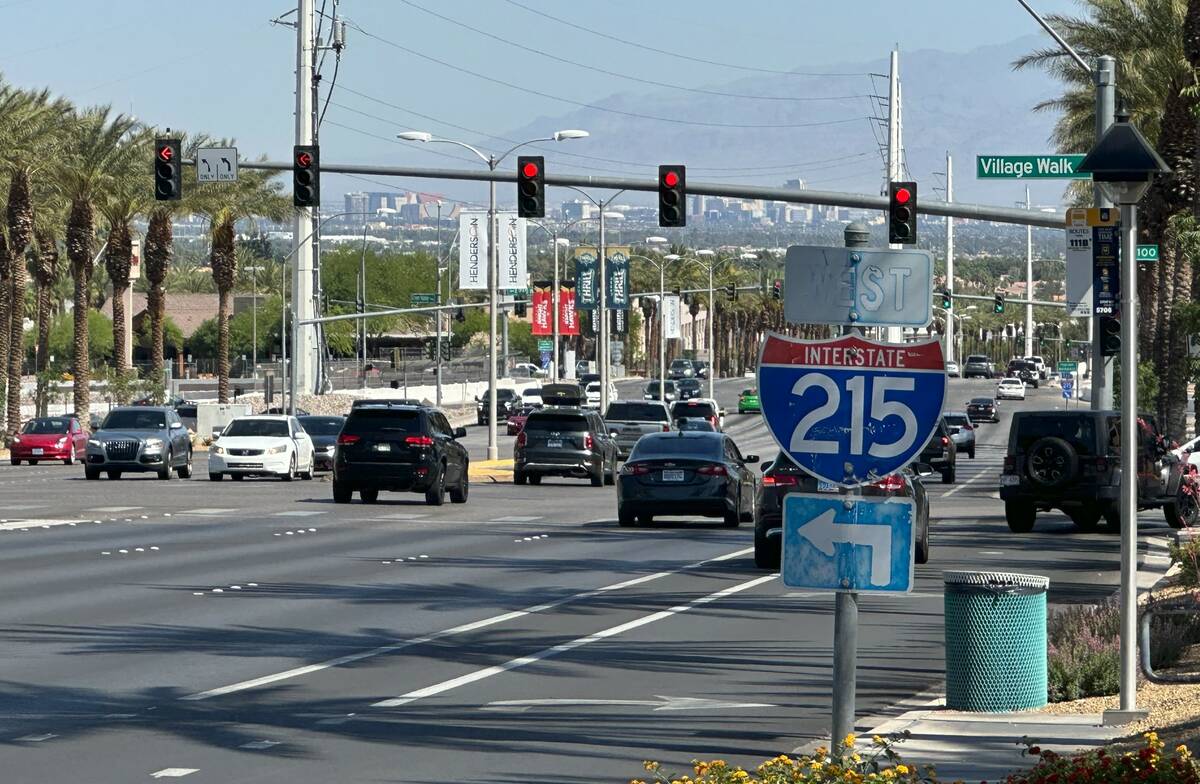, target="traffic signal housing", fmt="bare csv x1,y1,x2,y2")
940,290,952,310
993,293,1005,314
514,299,527,318
293,144,320,208
658,165,686,227
772,279,782,301
726,283,737,302
154,138,181,201
1100,316,1121,357
888,181,917,244
517,156,544,218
